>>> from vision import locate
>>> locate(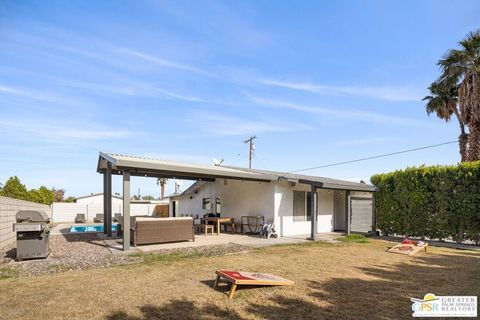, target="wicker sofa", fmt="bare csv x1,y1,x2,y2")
129,217,194,246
